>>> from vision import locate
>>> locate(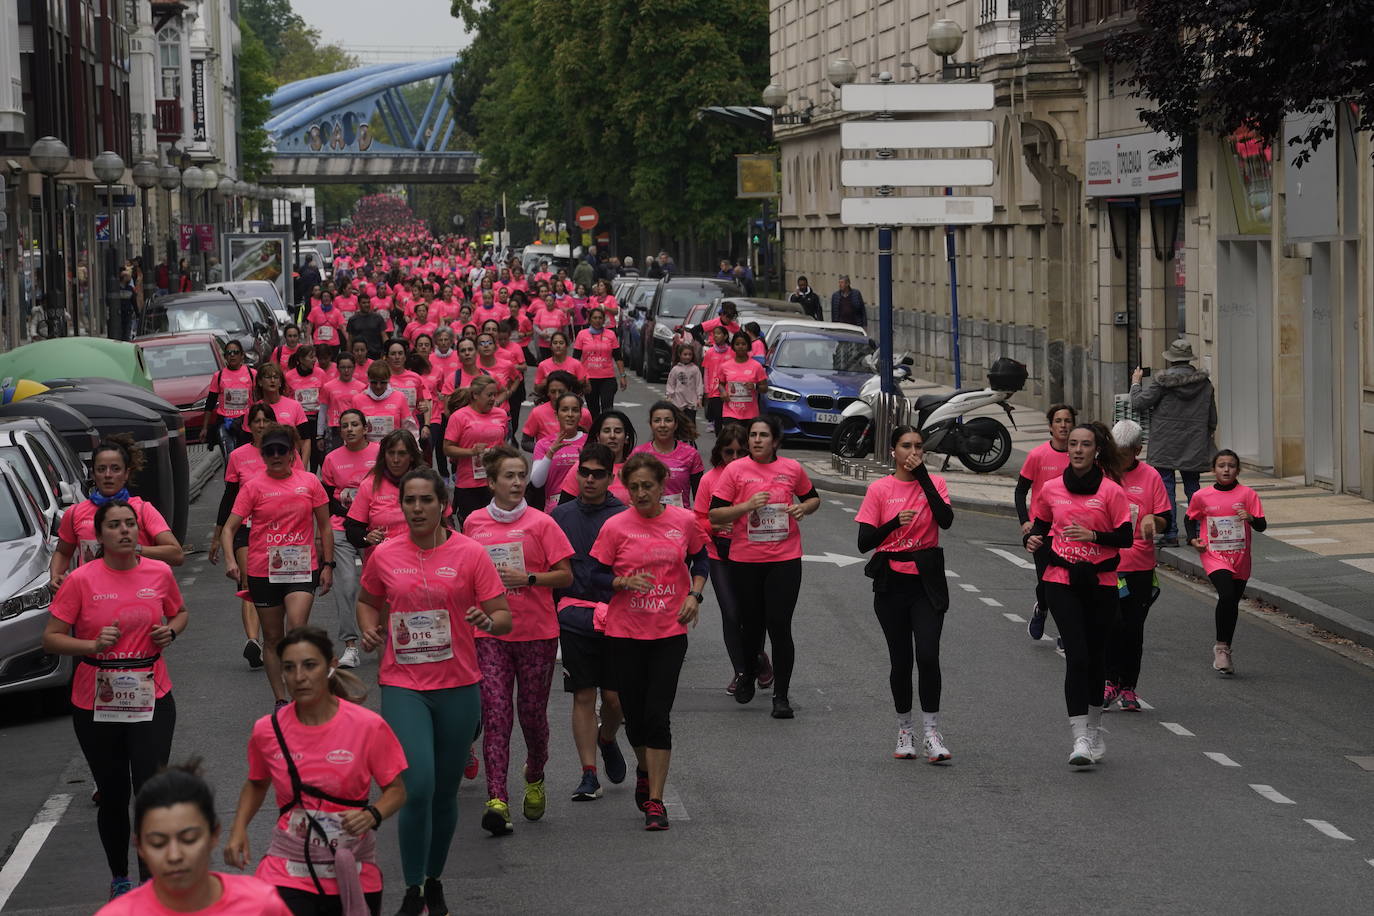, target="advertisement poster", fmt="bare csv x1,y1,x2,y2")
221,232,292,307
179,223,194,251
195,223,214,253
